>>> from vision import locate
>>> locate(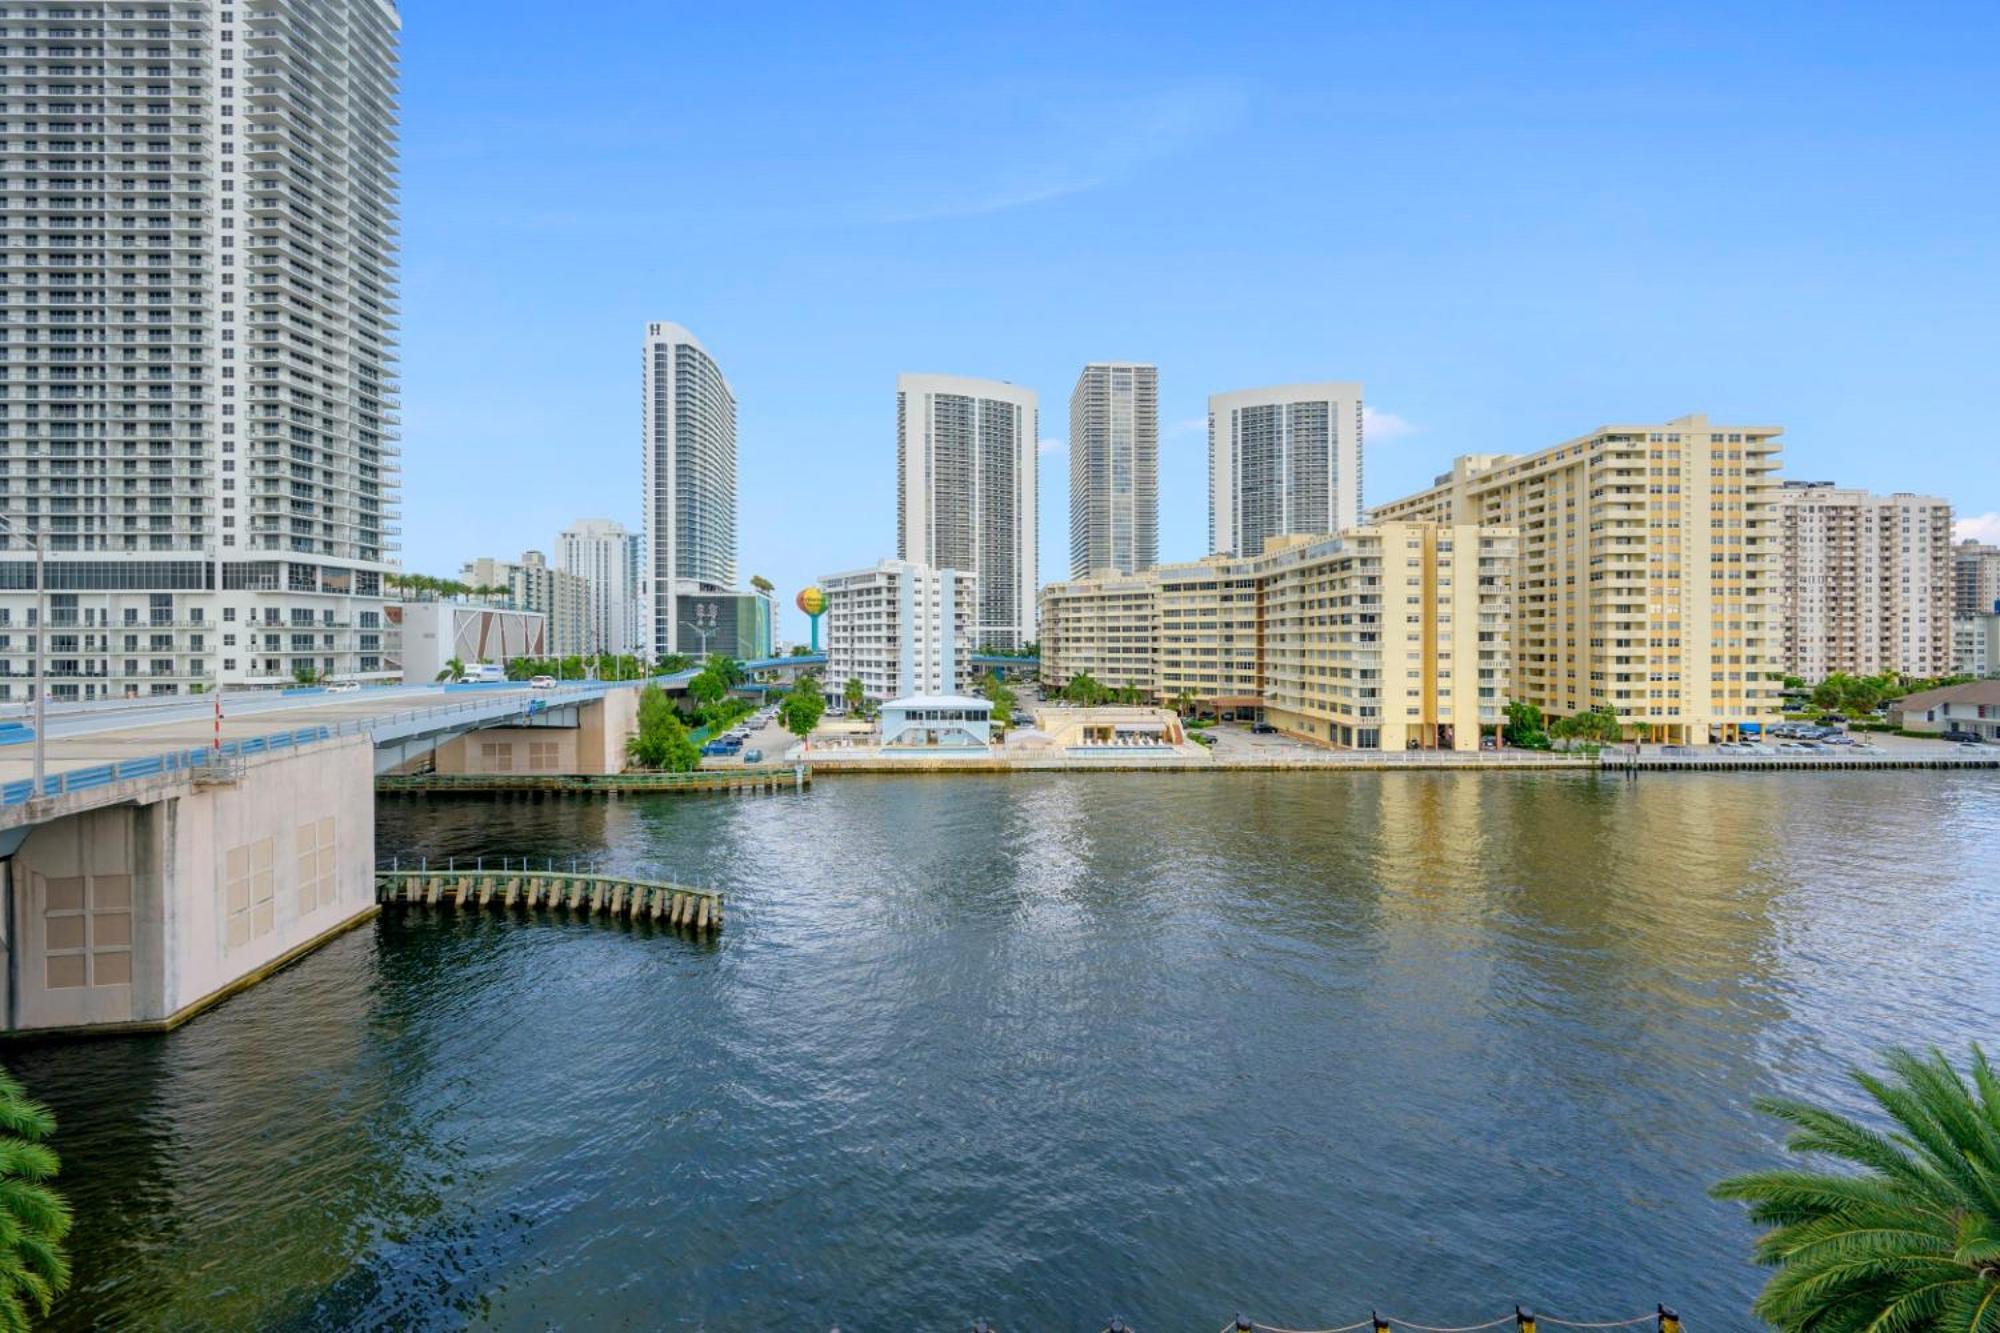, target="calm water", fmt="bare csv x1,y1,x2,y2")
13,771,2000,1330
